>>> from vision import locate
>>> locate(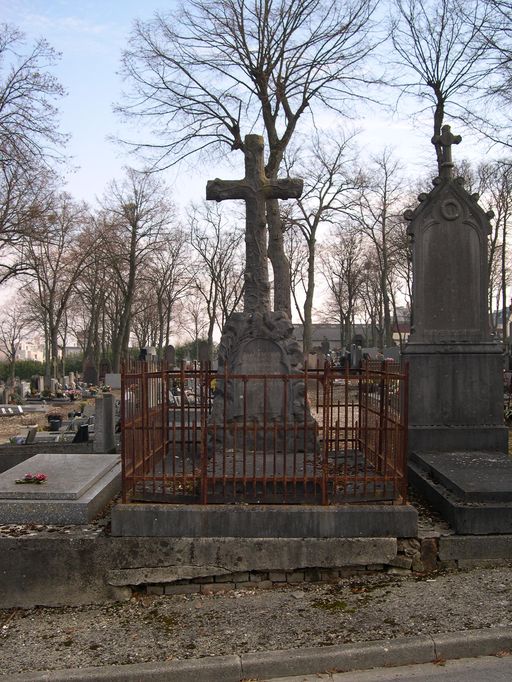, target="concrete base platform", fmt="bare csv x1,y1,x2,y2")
409,451,512,534
0,453,121,524
111,503,418,538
